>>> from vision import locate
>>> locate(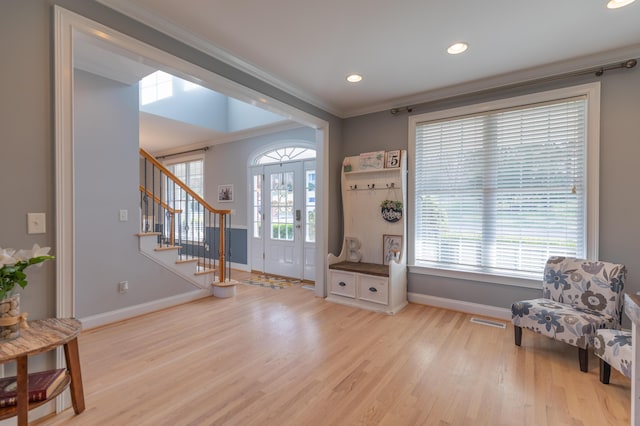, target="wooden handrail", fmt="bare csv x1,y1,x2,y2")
140,149,231,216
139,185,182,214
140,148,230,283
